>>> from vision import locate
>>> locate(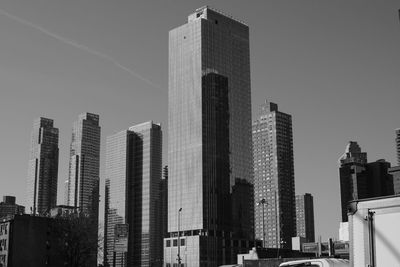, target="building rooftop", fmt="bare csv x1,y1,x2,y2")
191,5,247,26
